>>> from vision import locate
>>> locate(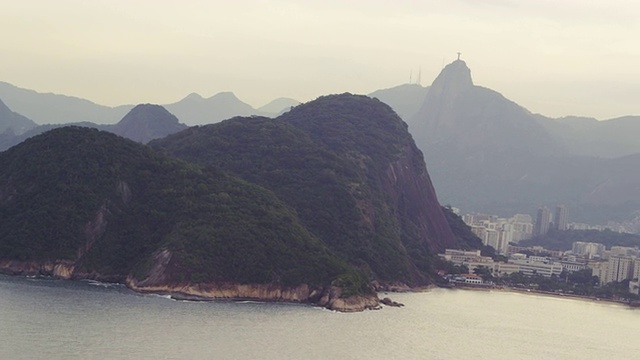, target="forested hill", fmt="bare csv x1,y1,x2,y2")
0,126,356,291
151,93,457,286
